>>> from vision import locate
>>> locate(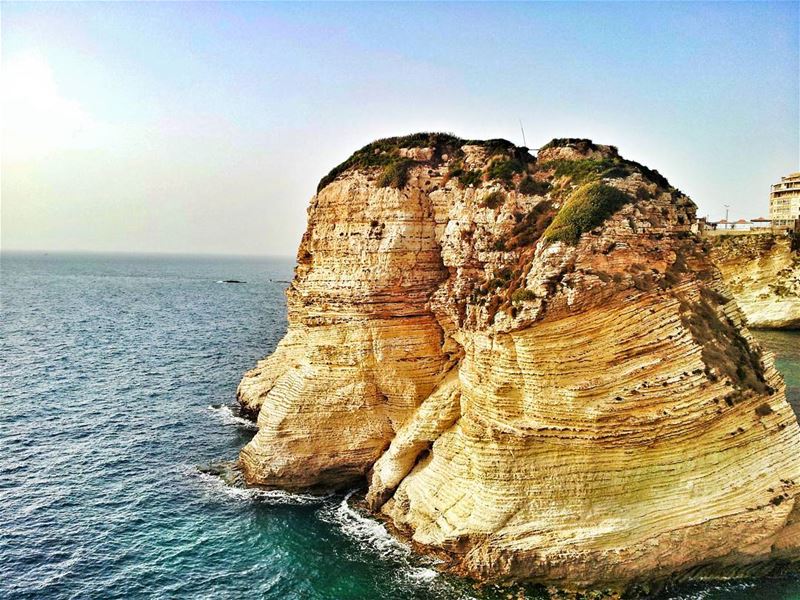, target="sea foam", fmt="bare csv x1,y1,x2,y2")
207,404,258,431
